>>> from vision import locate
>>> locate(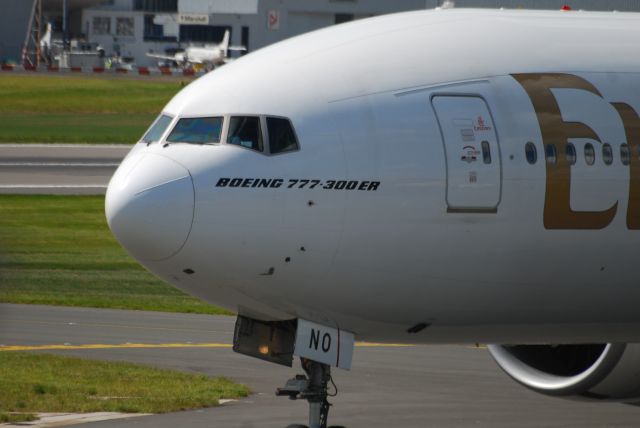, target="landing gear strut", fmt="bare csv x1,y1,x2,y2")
276,358,343,428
